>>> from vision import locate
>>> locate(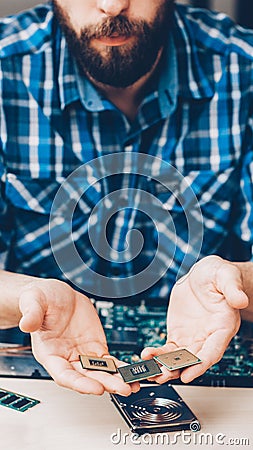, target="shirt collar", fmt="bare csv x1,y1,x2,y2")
172,6,215,99
58,35,80,110
156,32,178,118
58,32,114,111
